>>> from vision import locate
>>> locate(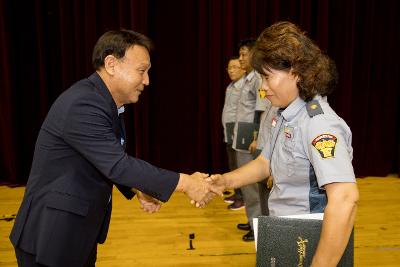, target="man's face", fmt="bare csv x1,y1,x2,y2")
260,68,299,108
227,59,245,81
113,45,151,105
239,46,251,73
